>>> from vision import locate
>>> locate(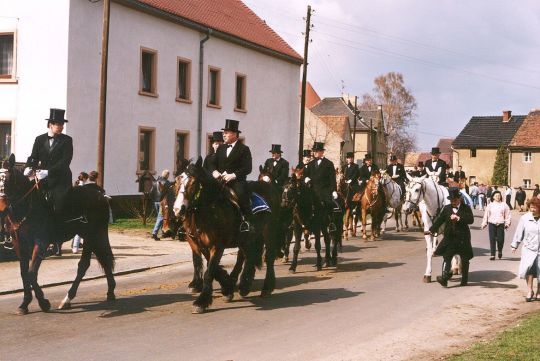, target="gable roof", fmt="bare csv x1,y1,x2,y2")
304,82,321,109
310,98,370,130
509,110,540,149
120,0,302,64
452,115,526,149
